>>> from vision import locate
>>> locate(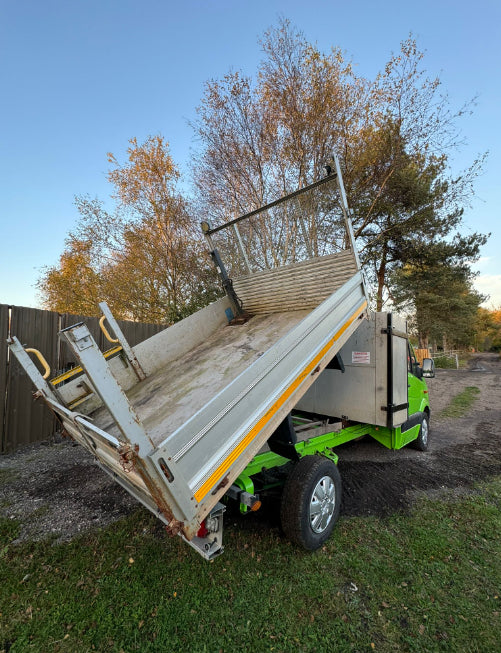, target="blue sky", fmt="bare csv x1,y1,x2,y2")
1,0,500,308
